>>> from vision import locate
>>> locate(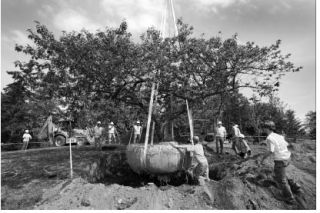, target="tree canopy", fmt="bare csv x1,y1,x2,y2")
2,20,303,142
